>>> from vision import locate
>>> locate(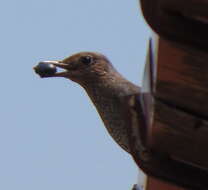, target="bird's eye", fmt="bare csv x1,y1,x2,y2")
79,56,93,65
